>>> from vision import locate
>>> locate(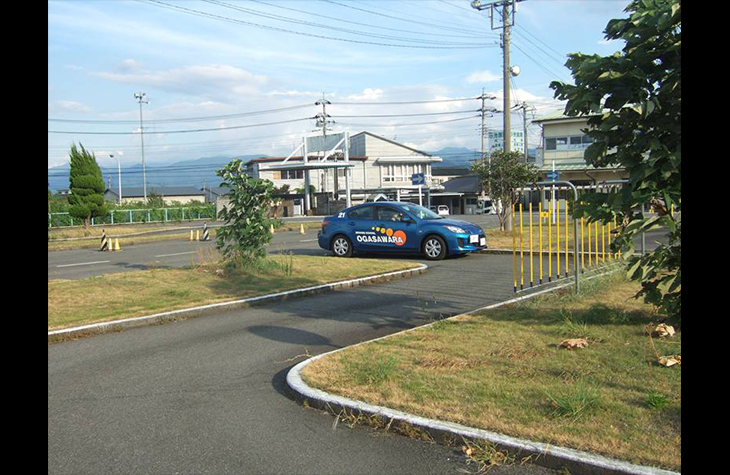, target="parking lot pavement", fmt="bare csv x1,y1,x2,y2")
48,251,560,474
